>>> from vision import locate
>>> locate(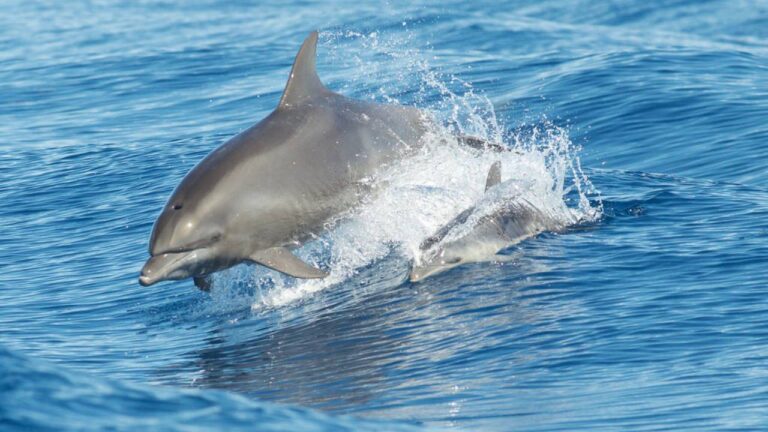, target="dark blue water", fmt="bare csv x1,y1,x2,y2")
2,1,768,430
